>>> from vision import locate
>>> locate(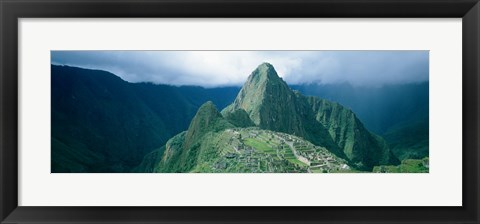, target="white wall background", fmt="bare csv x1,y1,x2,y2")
18,18,462,206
